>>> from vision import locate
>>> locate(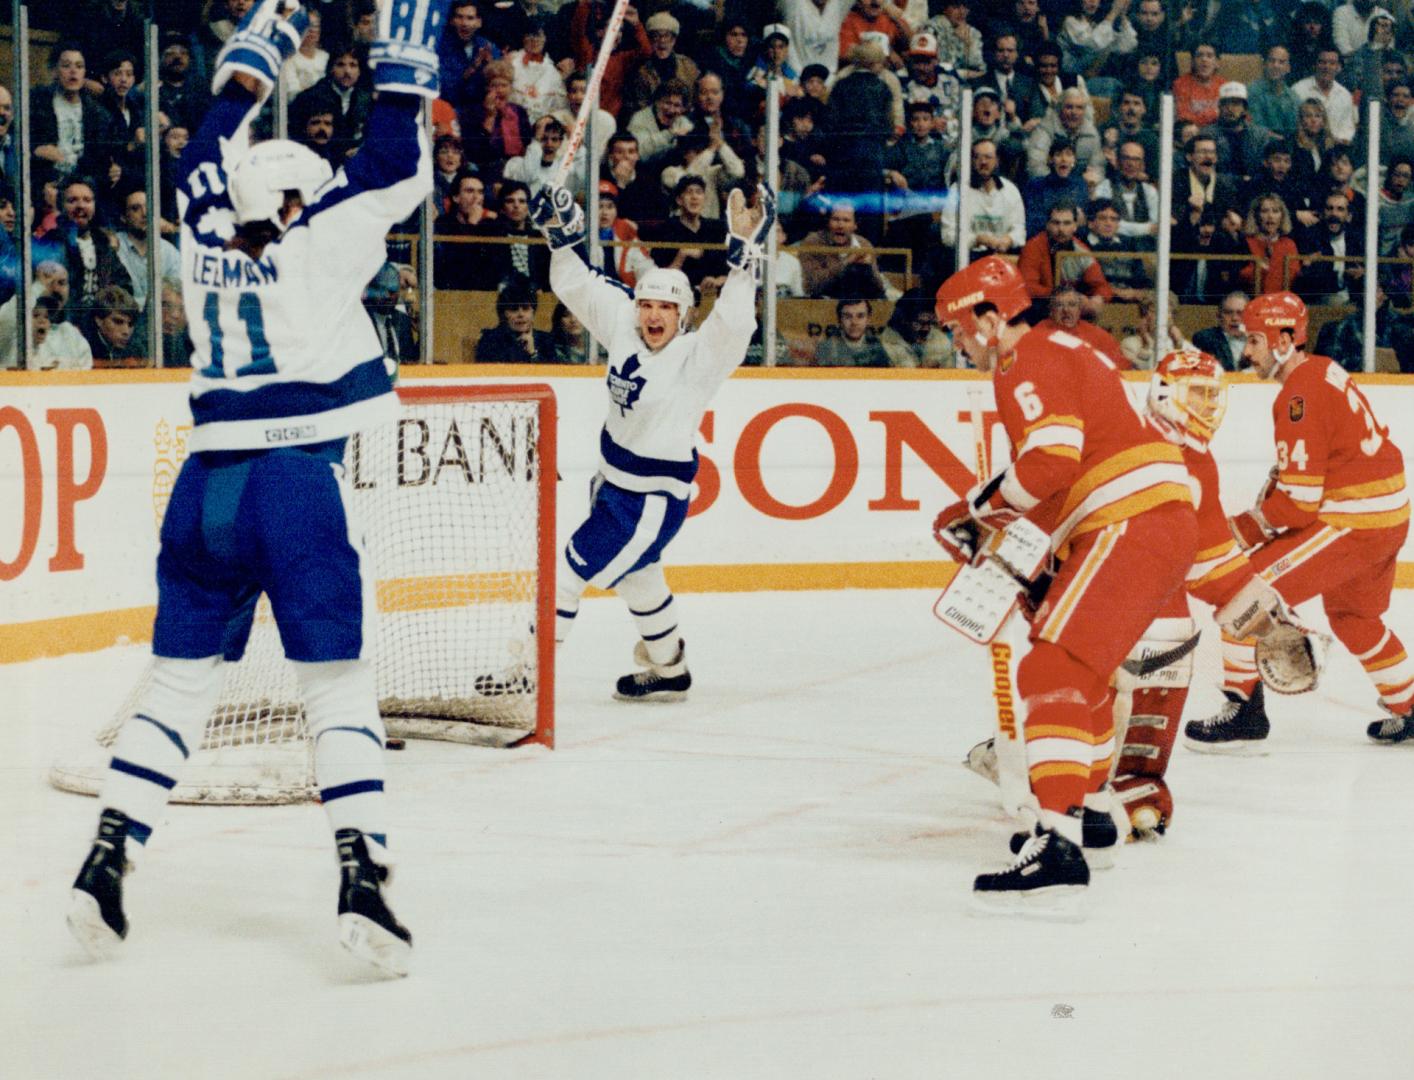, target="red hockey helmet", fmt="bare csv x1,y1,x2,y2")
1149,349,1228,448
934,256,1031,346
1242,291,1307,349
